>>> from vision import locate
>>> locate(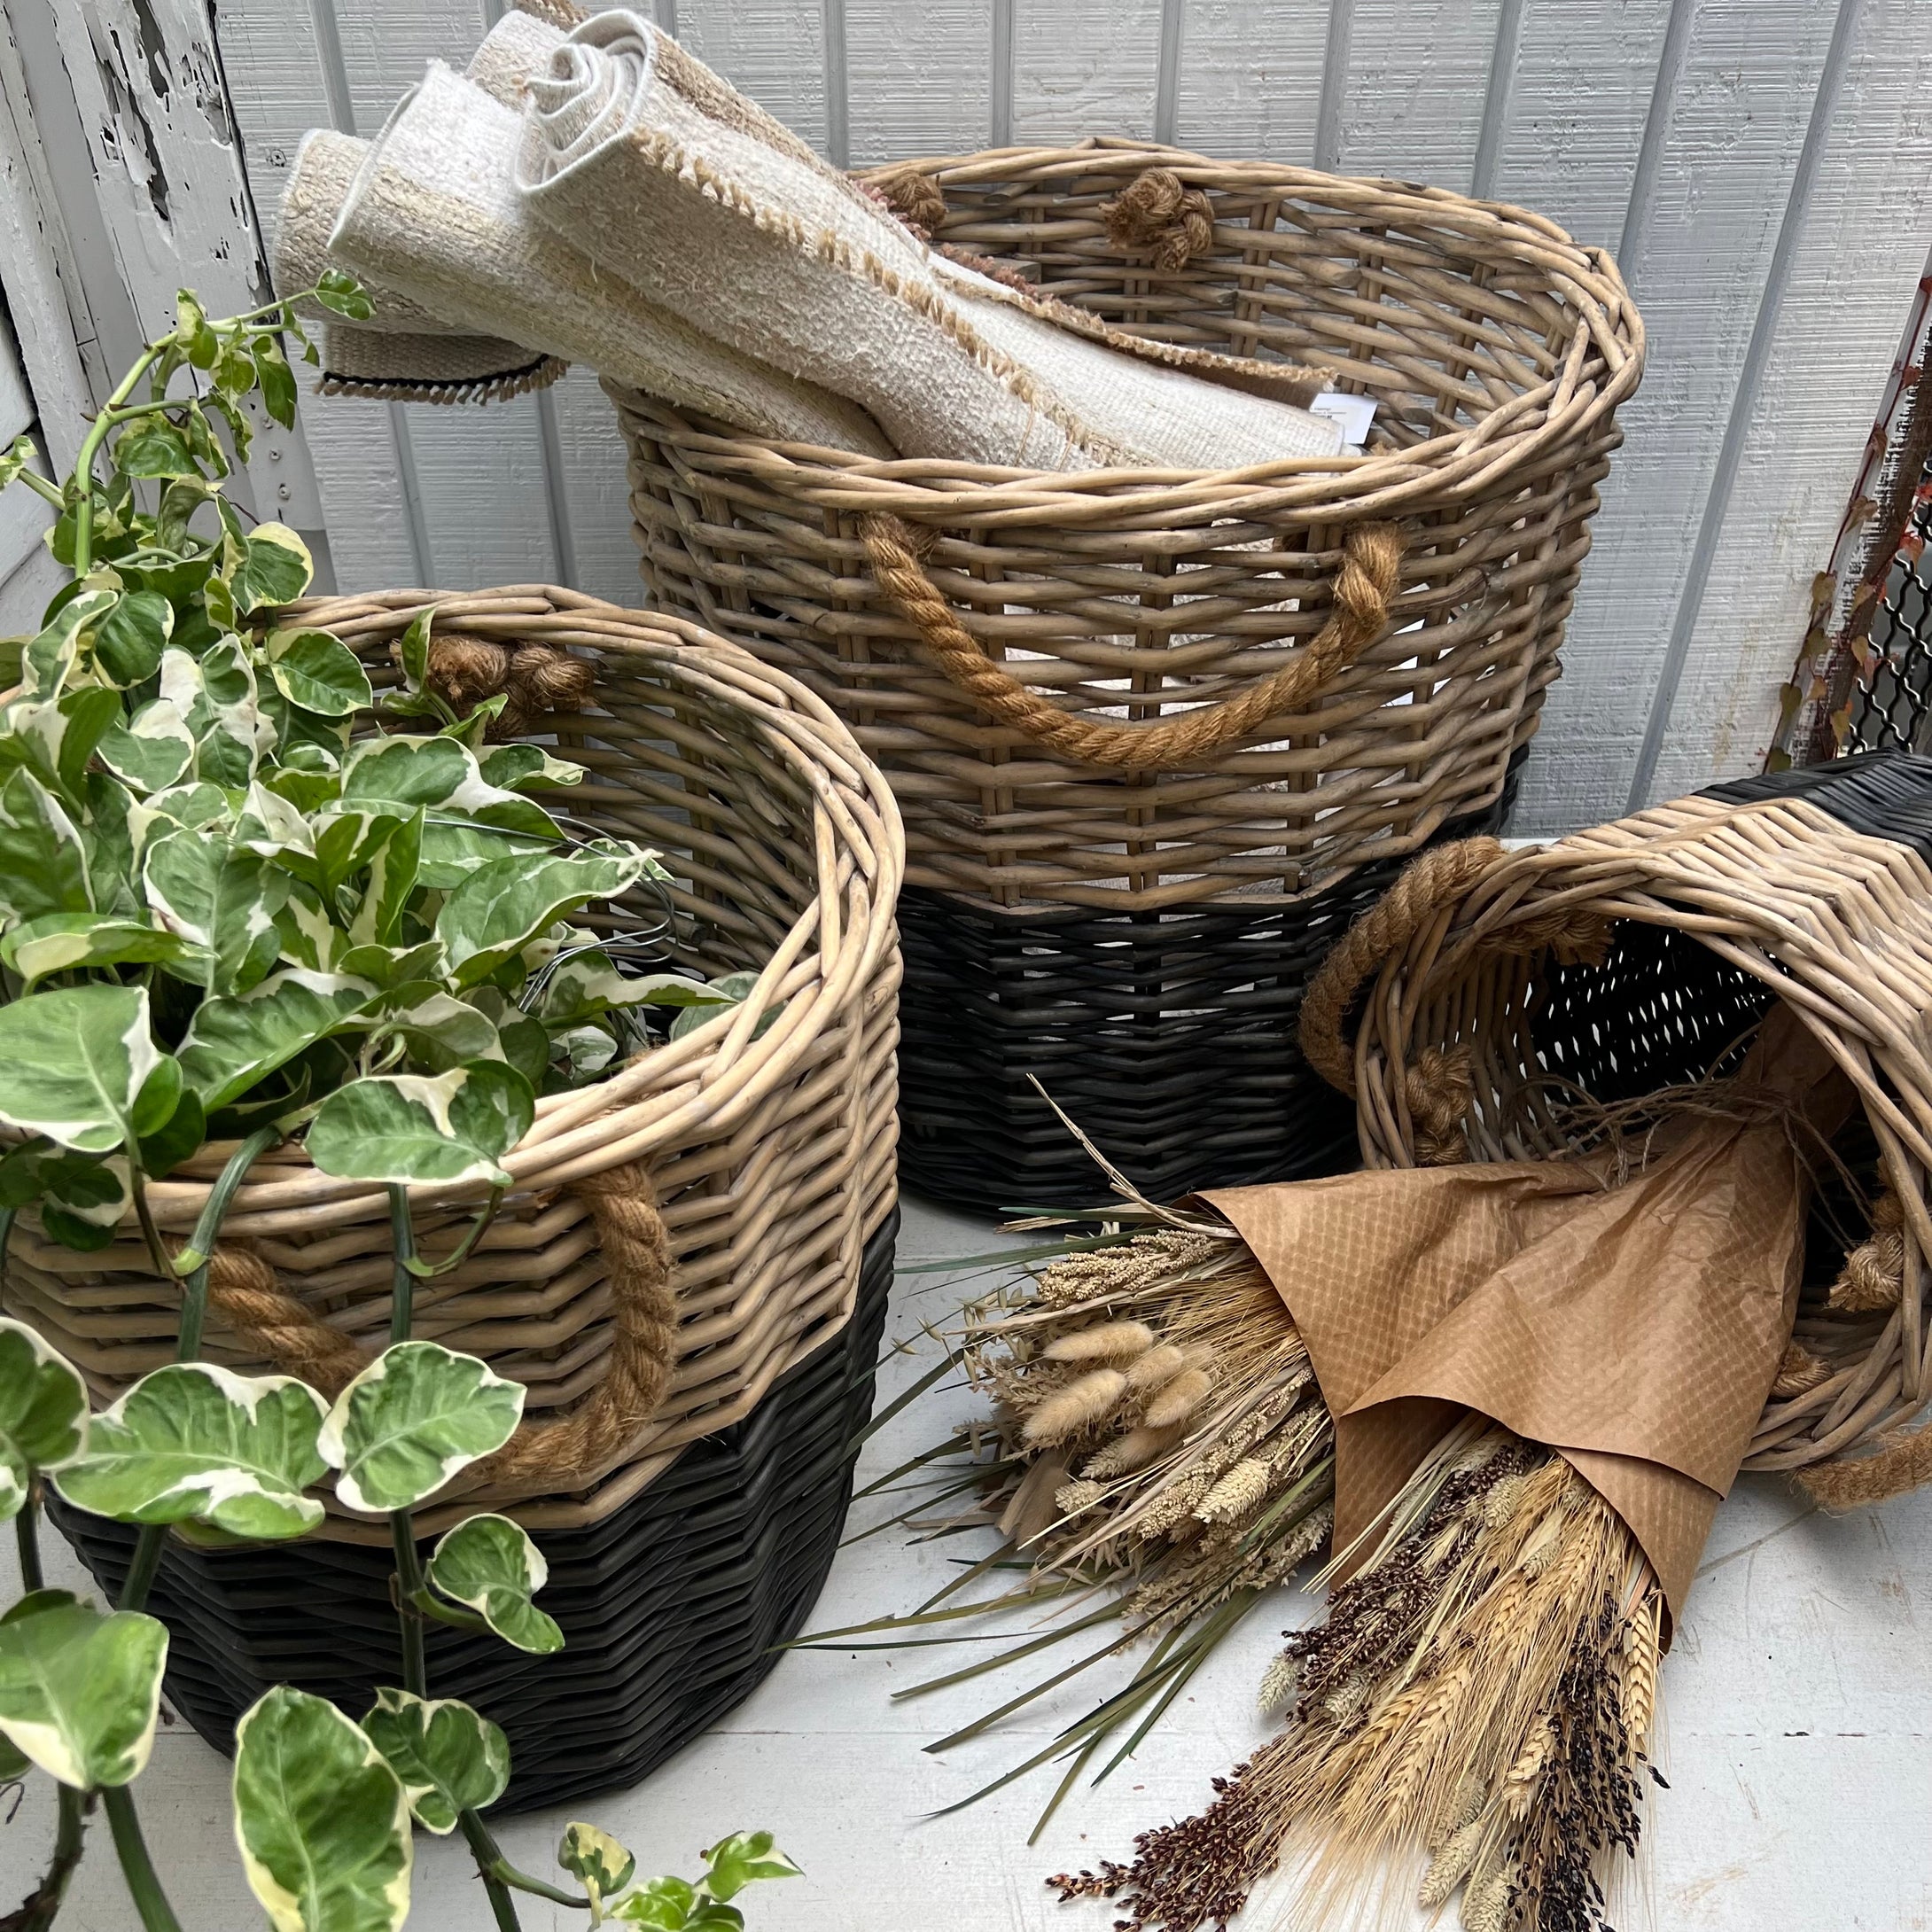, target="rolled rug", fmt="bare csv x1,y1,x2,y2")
275,12,574,404
327,61,892,453
516,11,1343,471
